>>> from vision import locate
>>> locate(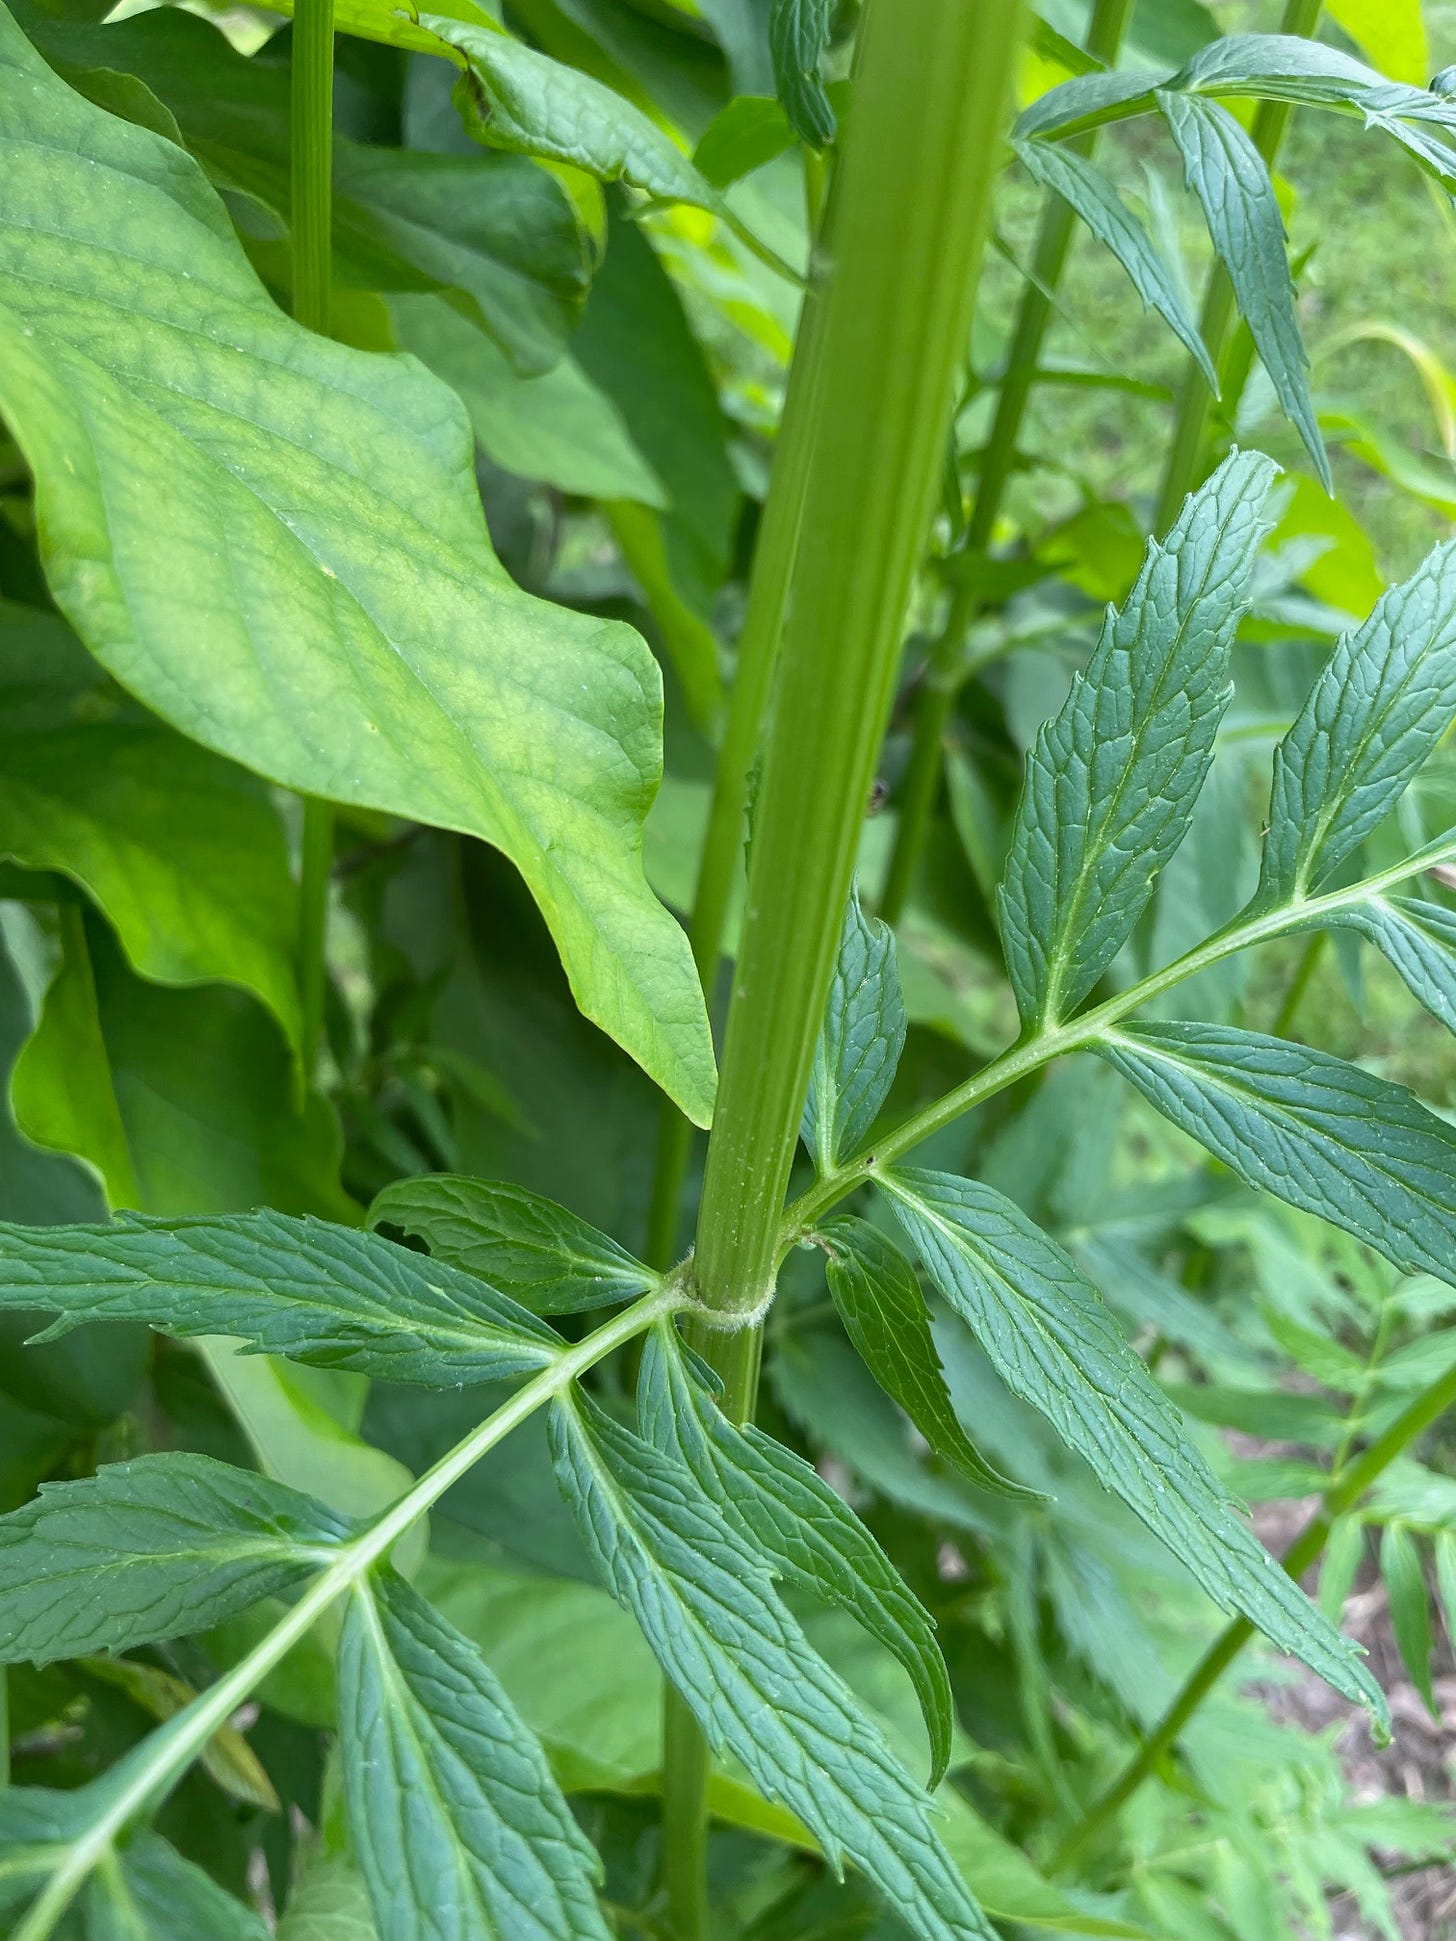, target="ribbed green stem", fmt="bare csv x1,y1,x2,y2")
1151,0,1324,531
878,0,1135,924
1051,1354,1456,1872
